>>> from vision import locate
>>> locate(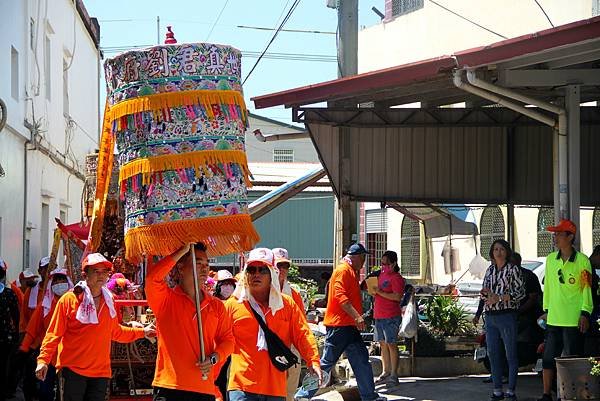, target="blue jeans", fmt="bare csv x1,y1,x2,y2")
485,312,519,392
295,326,377,401
229,390,285,401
